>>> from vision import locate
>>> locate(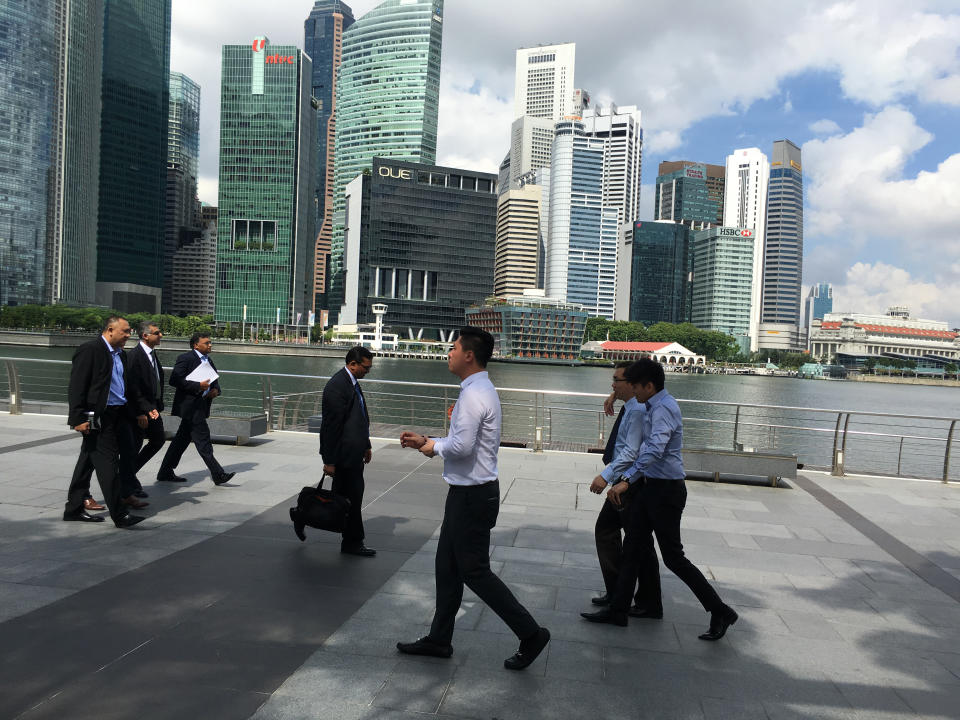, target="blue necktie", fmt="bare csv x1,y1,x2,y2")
355,383,367,418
